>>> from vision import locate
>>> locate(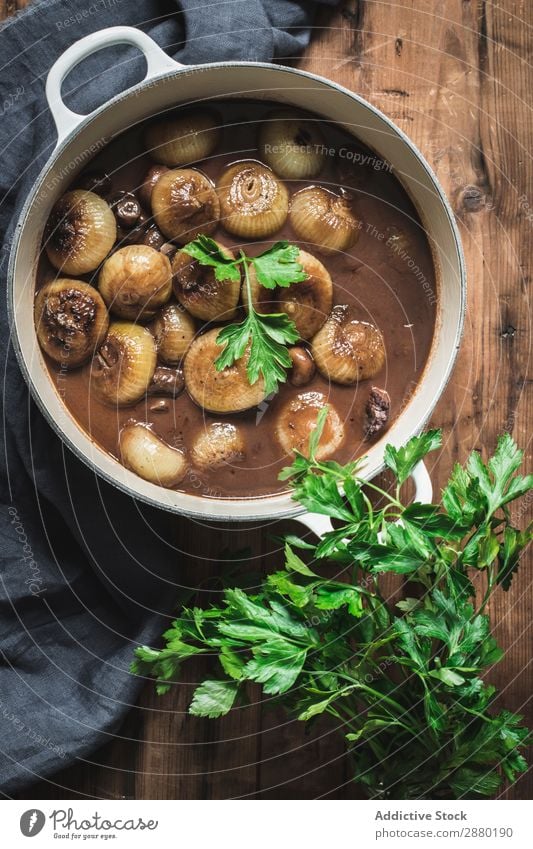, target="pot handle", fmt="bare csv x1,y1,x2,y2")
46,26,182,145
294,460,433,538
